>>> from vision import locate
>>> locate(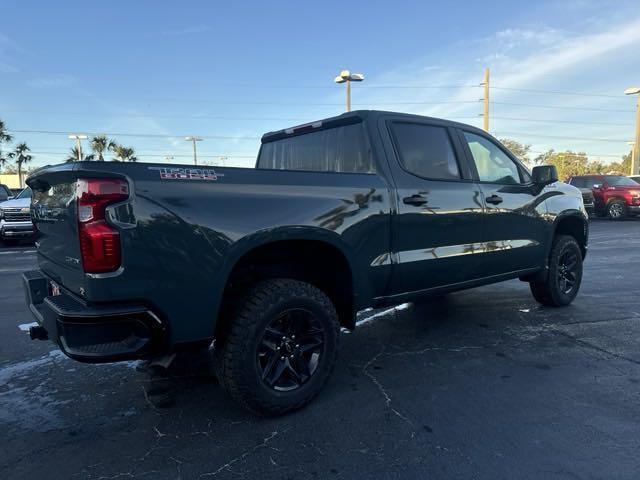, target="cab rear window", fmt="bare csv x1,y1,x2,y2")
257,123,374,174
